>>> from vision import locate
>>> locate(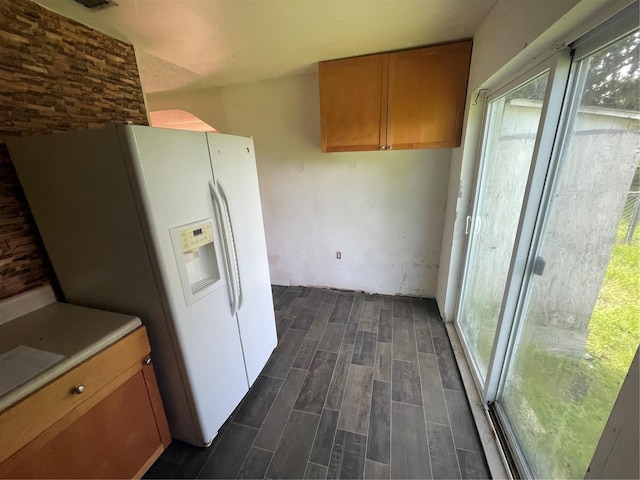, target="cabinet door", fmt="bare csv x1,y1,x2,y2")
319,54,389,152
387,41,472,149
0,370,164,479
